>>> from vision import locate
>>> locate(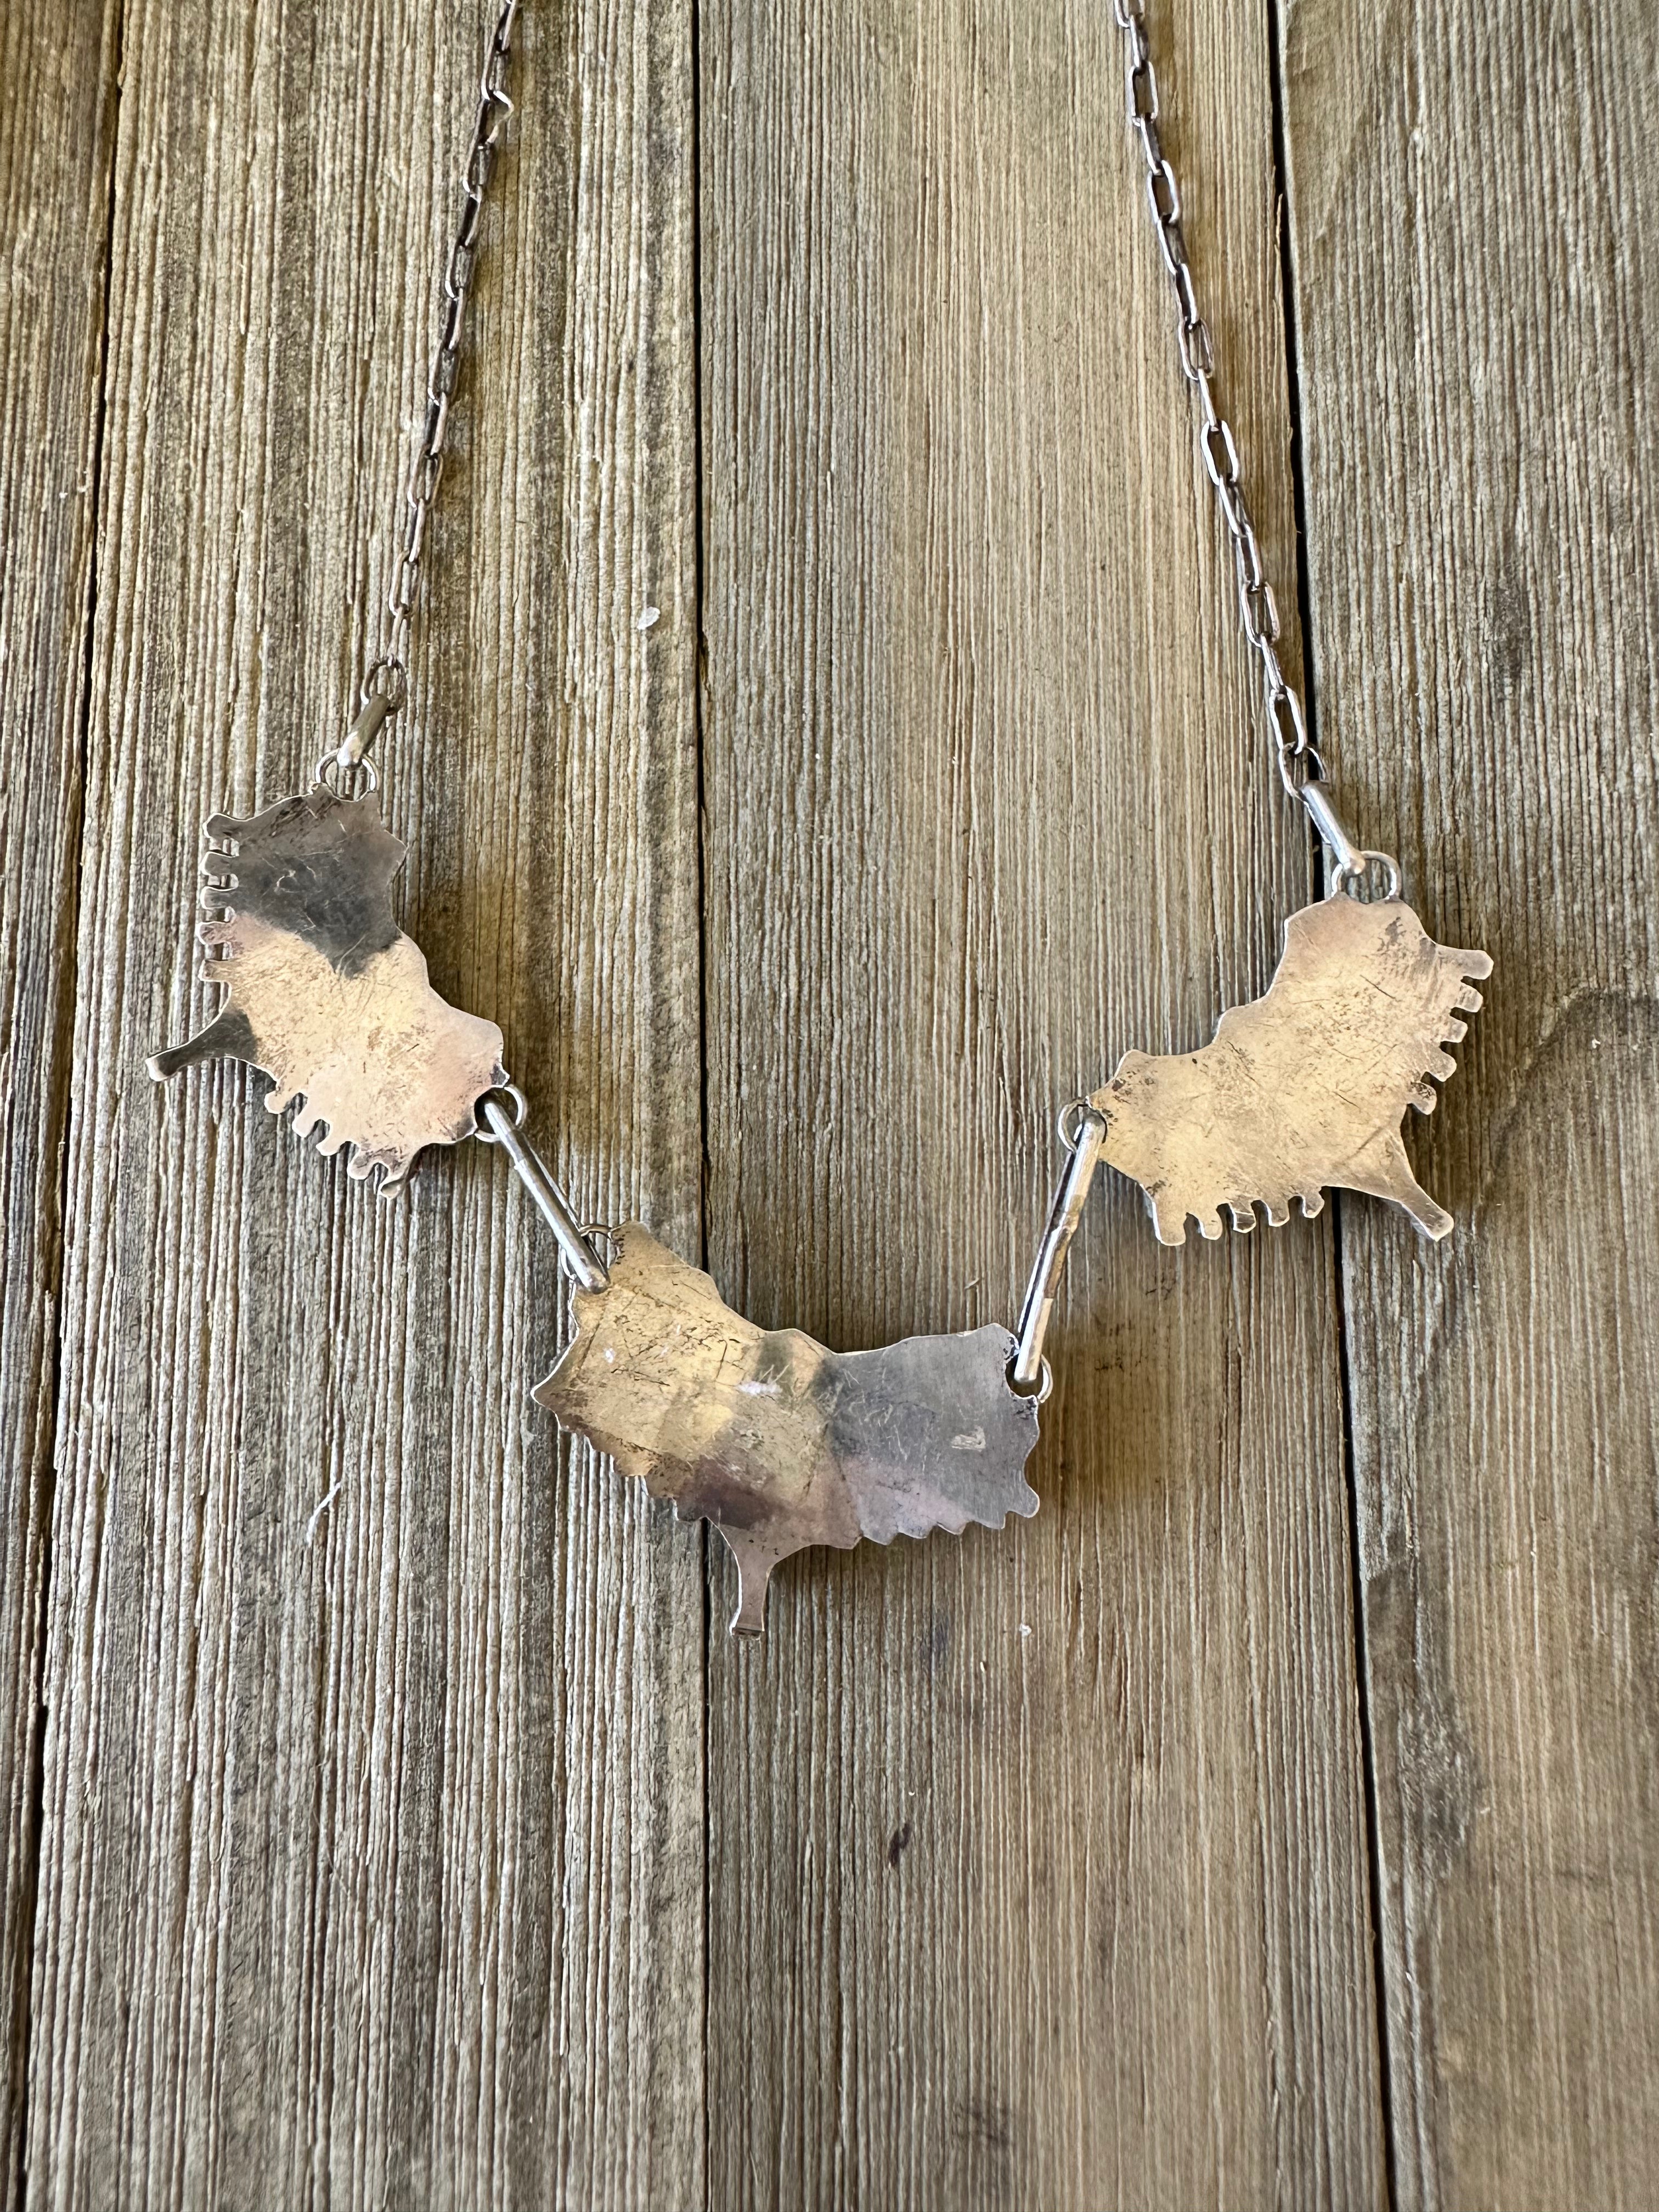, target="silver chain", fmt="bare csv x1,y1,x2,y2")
326,0,613,1286
1109,0,1394,889
1013,2,1407,1390
336,0,521,772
